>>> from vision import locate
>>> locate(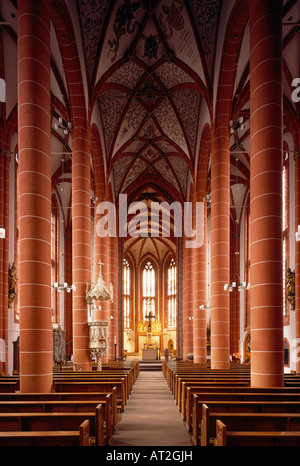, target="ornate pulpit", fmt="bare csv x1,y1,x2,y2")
88,321,109,370
85,262,113,370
